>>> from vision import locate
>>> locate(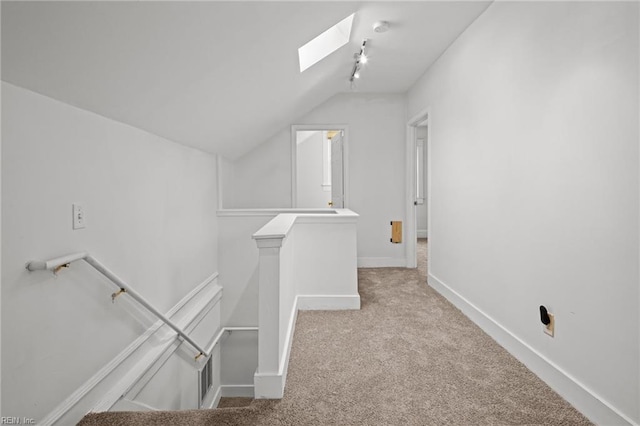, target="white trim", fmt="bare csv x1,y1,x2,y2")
417,230,428,239
297,295,360,310
291,126,297,208
0,59,3,418
209,386,223,409
357,257,407,268
111,398,159,412
405,108,430,270
406,124,417,269
428,272,638,426
426,114,432,271
253,373,285,399
217,208,338,217
342,128,350,210
254,297,299,399
295,214,357,225
220,385,255,398
291,124,349,208
40,273,220,425
252,209,358,243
